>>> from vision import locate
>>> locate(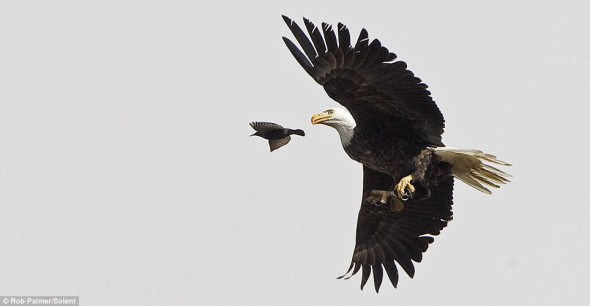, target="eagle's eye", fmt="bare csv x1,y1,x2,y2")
326,109,335,115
